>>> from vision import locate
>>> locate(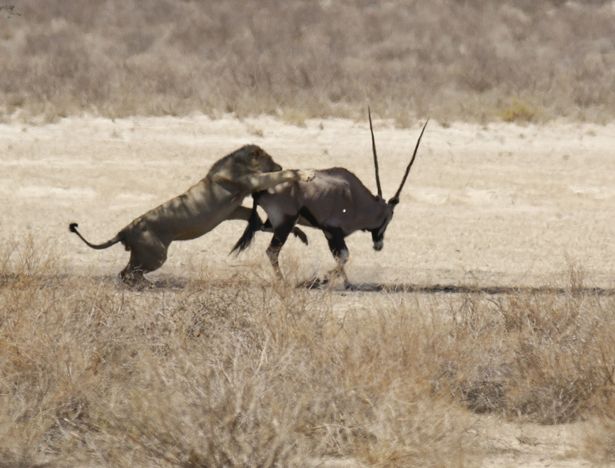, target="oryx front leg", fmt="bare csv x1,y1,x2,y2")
323,229,350,287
